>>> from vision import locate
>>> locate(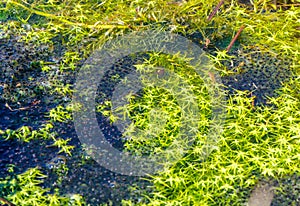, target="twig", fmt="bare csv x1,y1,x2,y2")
207,0,224,21
208,72,216,83
273,0,277,10
278,3,300,7
226,25,245,52
5,100,40,112
5,103,30,111
0,197,16,206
